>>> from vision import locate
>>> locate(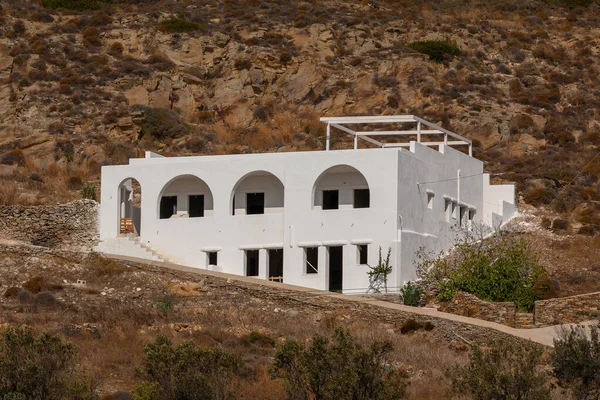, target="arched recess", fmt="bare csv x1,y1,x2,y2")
118,178,142,236
312,165,370,210
157,175,214,219
230,171,284,215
